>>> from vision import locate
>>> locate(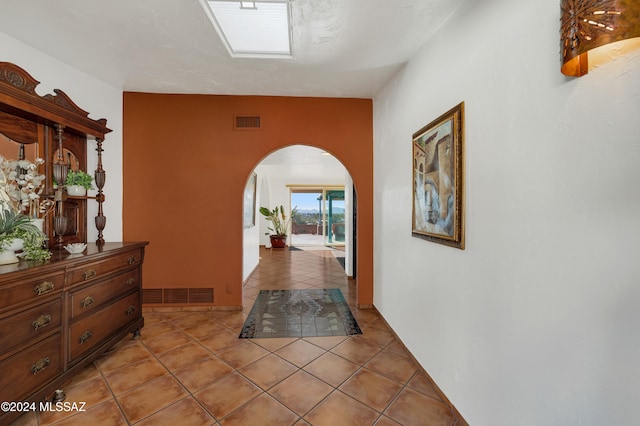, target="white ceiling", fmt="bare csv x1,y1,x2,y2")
0,0,463,169
0,0,463,98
